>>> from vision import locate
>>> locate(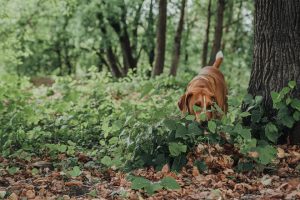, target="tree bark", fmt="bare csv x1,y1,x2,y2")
247,0,300,144
152,0,167,77
202,0,212,66
208,0,225,65
108,1,137,73
97,12,123,78
169,0,186,76
232,0,243,50
146,0,155,68
221,0,234,51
